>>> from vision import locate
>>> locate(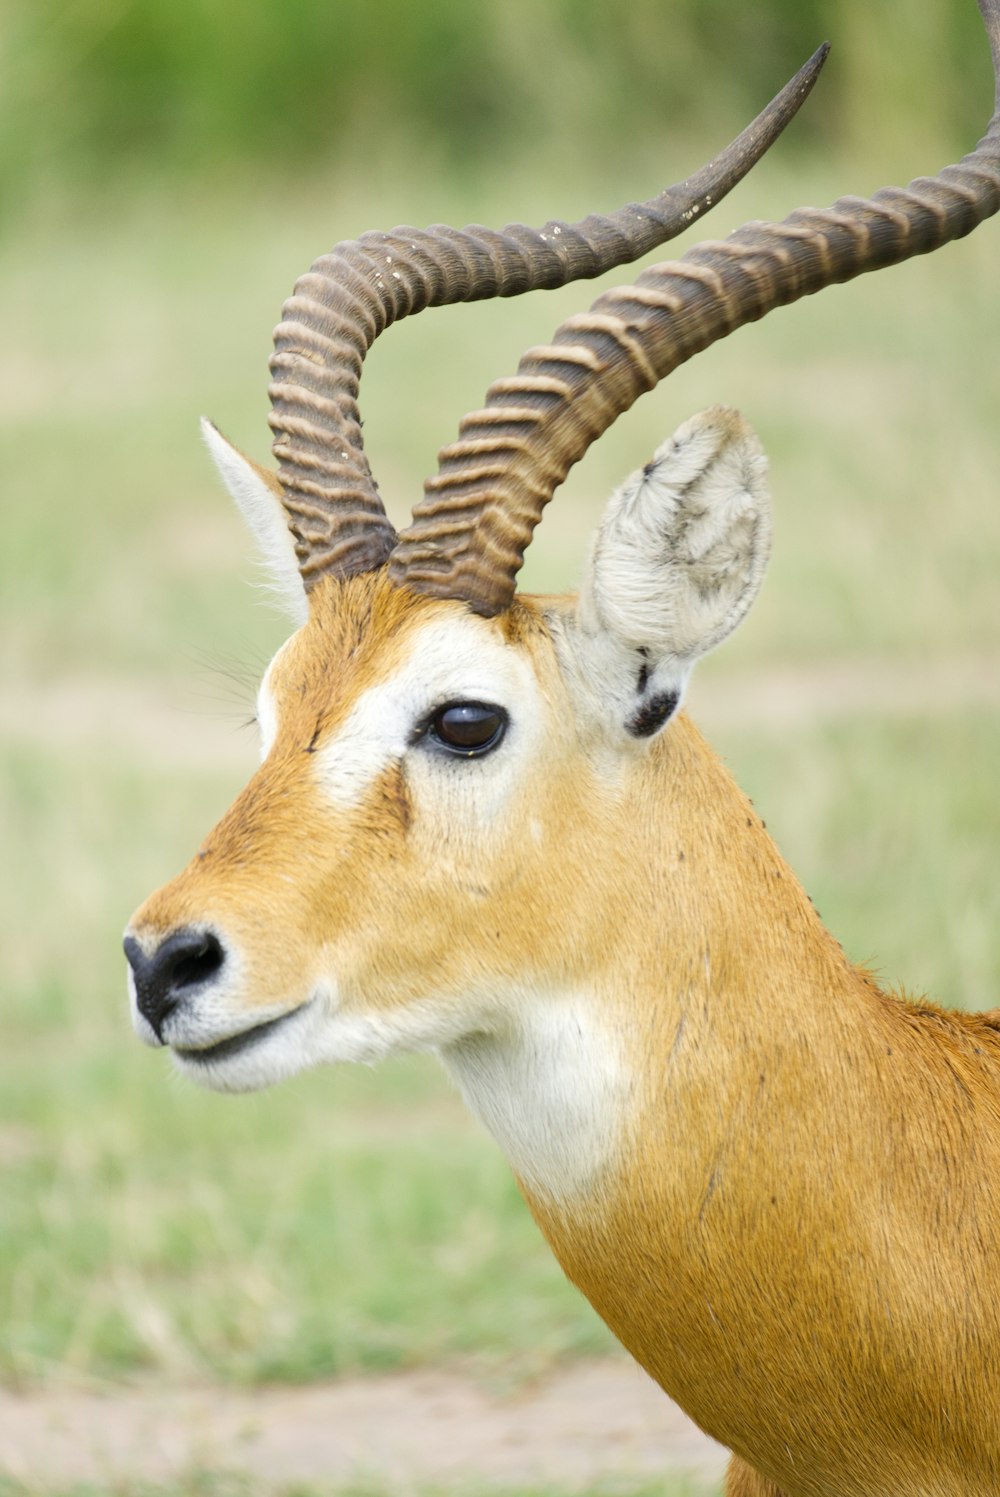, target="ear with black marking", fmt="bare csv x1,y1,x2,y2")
576,406,771,738
201,418,307,626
